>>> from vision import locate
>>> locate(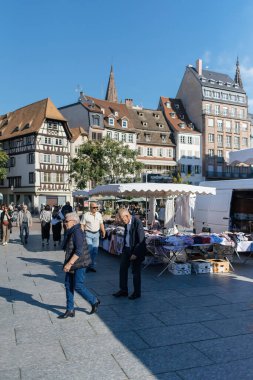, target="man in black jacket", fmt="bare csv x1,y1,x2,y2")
58,212,100,318
113,209,146,300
